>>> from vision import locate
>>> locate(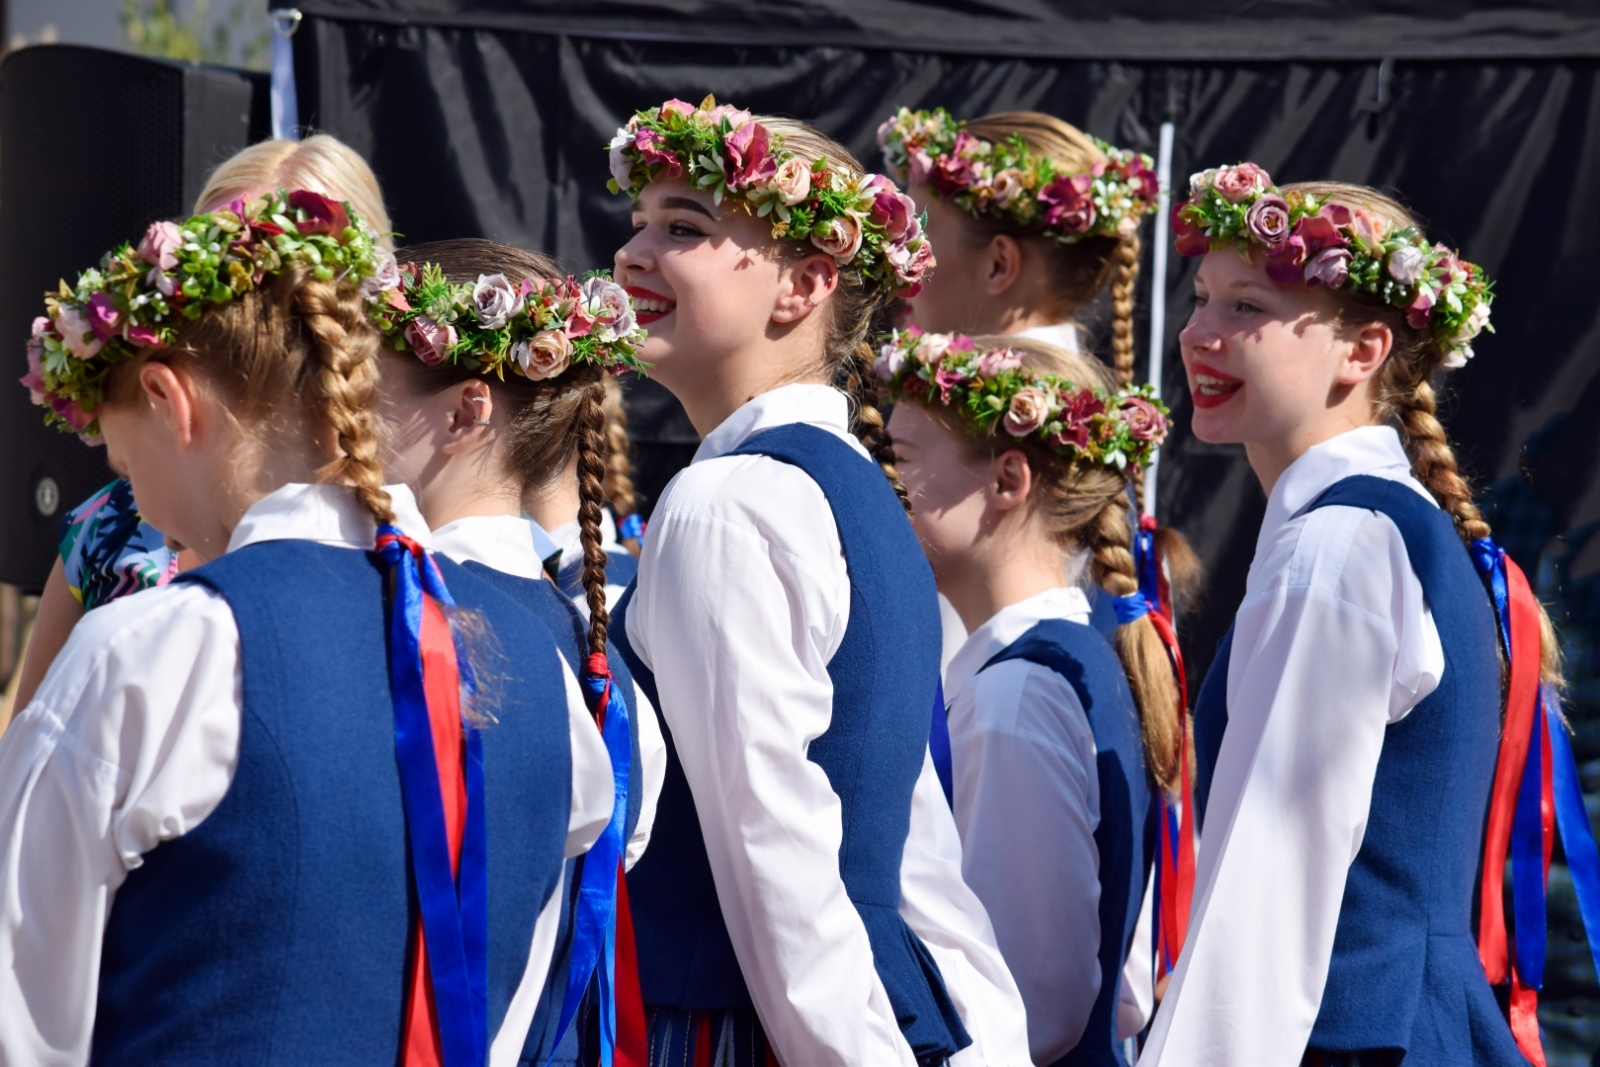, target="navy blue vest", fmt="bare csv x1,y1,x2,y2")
613,424,971,1066
558,547,638,604
454,561,644,1067
980,620,1152,1067
1190,475,1521,1063
90,542,572,1066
